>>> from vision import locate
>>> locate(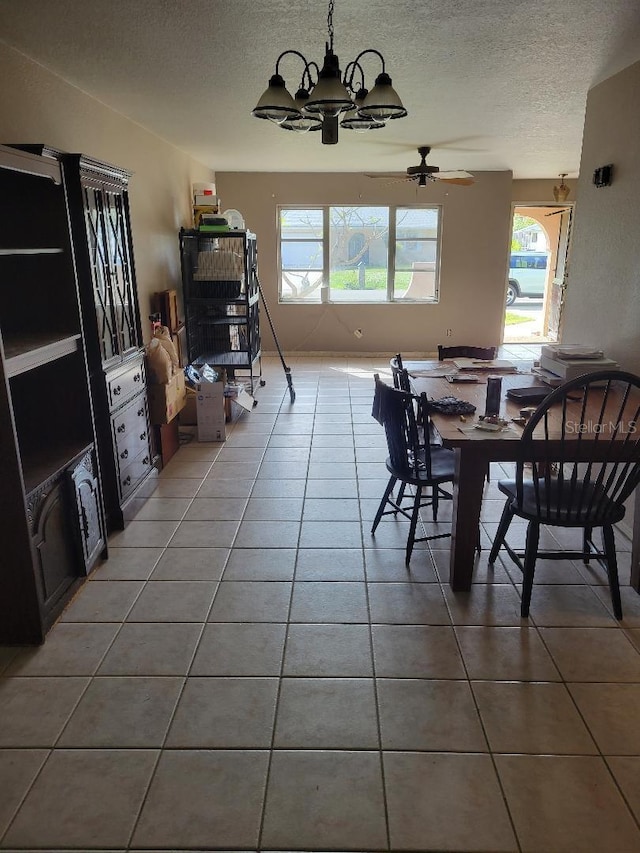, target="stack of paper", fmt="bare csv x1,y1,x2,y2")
541,344,604,360
535,344,619,384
